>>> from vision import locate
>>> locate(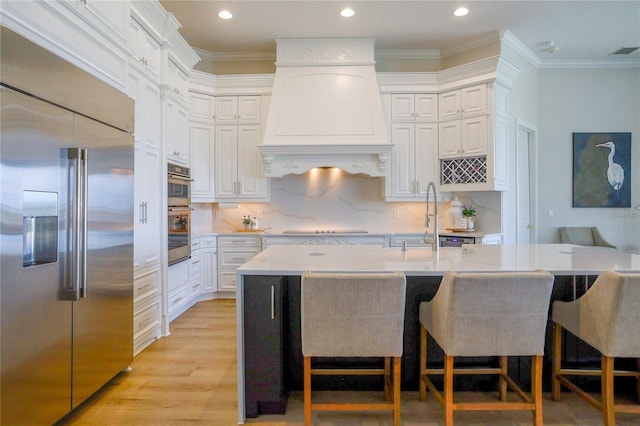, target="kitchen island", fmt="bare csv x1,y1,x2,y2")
236,244,640,423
